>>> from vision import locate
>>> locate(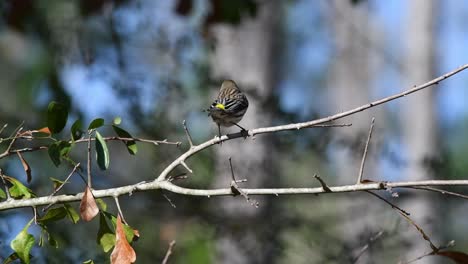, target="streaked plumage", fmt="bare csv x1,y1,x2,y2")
207,80,249,136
